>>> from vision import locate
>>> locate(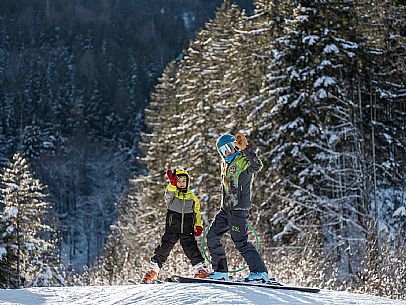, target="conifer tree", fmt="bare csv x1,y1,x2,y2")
355,0,406,233
0,205,20,288
87,179,145,285
220,8,265,129
245,0,293,135
351,0,406,294
140,61,180,208
0,127,7,163
256,1,366,284
0,153,60,287
173,1,243,218
209,2,292,237
22,123,42,158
